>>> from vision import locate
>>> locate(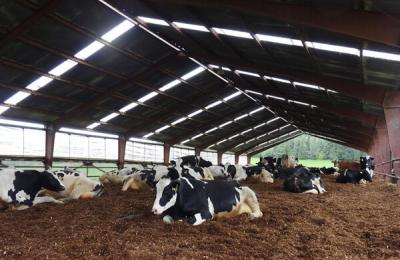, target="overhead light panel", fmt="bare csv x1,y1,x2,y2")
173,22,209,32
137,16,169,26
212,27,253,39
143,132,155,138
305,41,360,56
223,92,241,101
26,76,53,91
74,41,105,60
138,91,158,103
255,33,303,47
206,100,222,109
171,117,187,125
294,81,321,90
235,70,260,77
60,127,118,138
4,91,31,105
249,107,265,115
86,122,101,129
155,125,170,133
100,112,119,123
0,105,9,115
159,79,181,92
49,59,78,77
219,121,232,128
363,49,400,62
245,90,263,95
181,67,205,80
181,139,190,144
266,95,285,101
101,20,135,42
188,109,203,118
192,133,204,140
119,102,138,113
0,118,45,129
234,114,248,121
205,127,218,134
